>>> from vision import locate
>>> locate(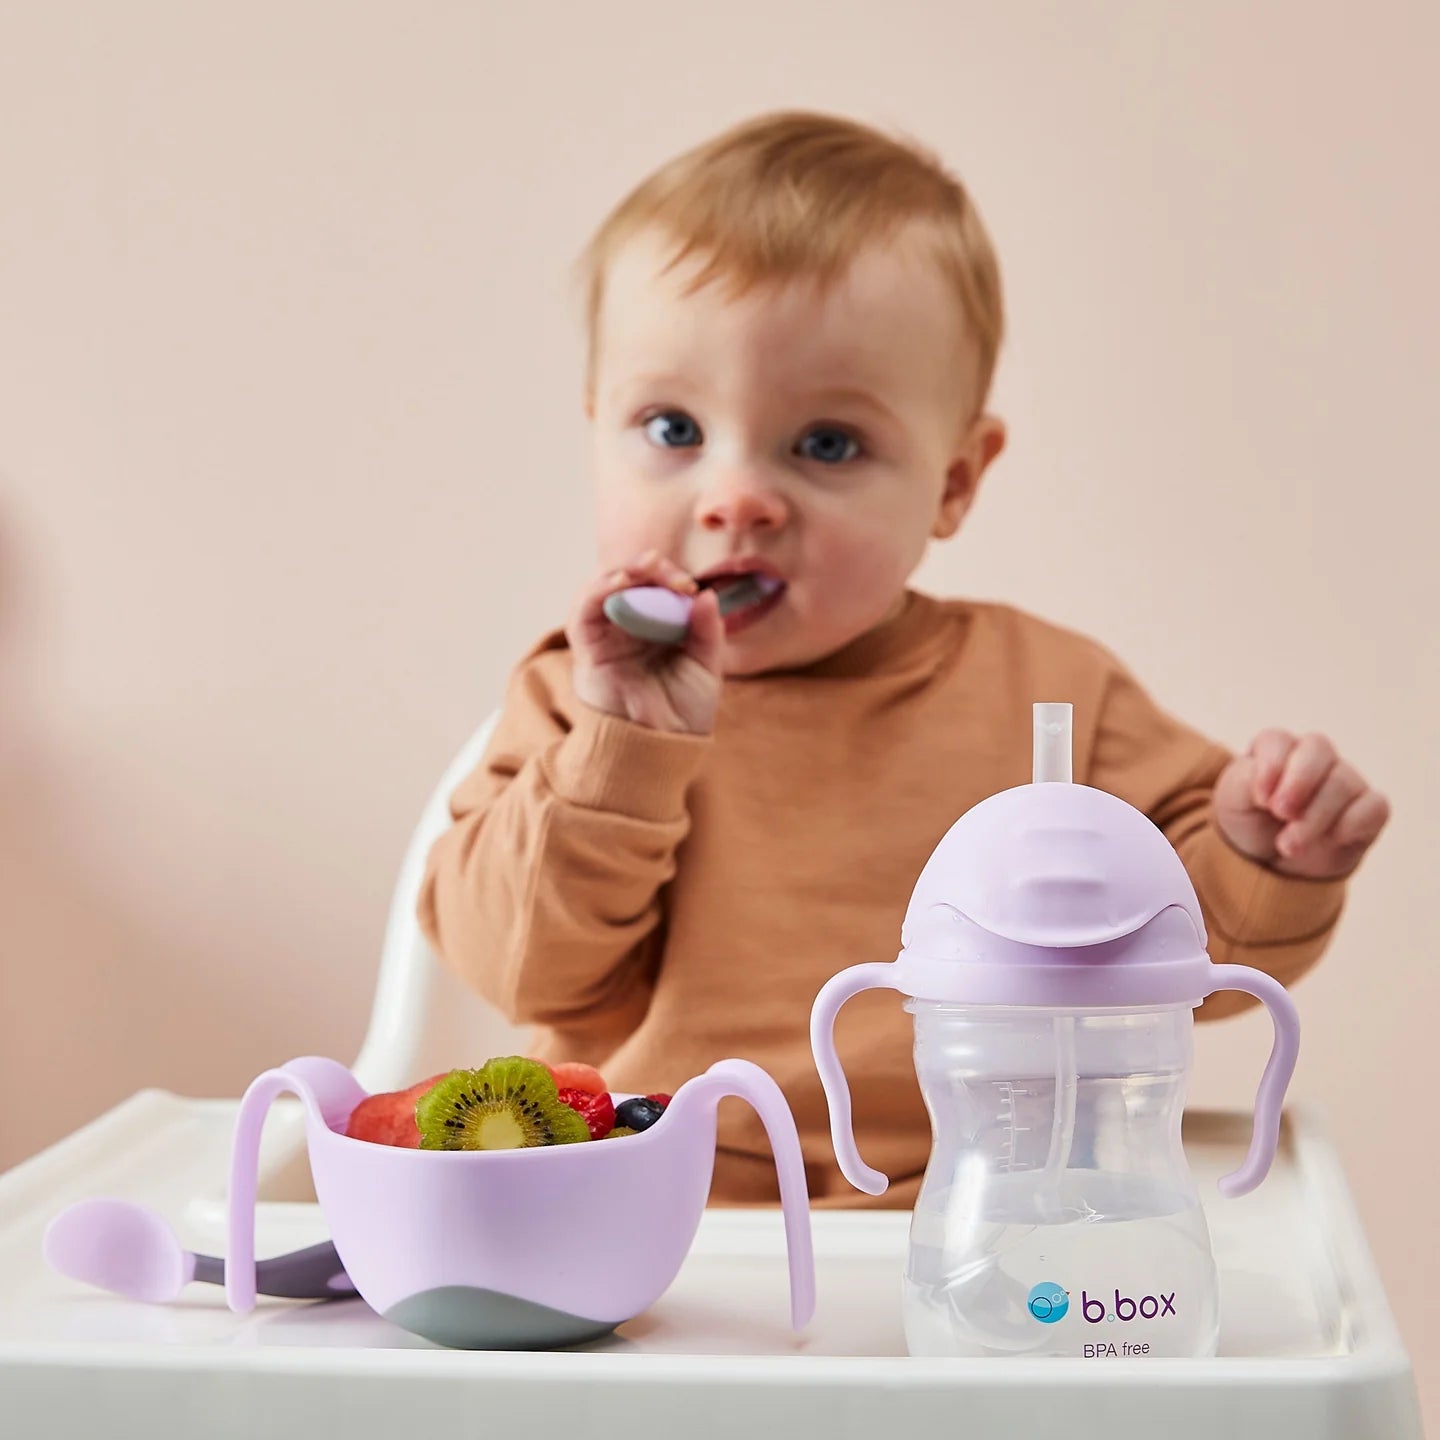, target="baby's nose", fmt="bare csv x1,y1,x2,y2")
696,472,788,534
